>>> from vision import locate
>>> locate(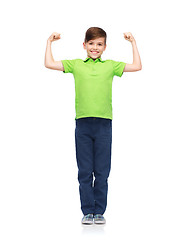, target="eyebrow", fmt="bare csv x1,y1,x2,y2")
89,41,103,44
